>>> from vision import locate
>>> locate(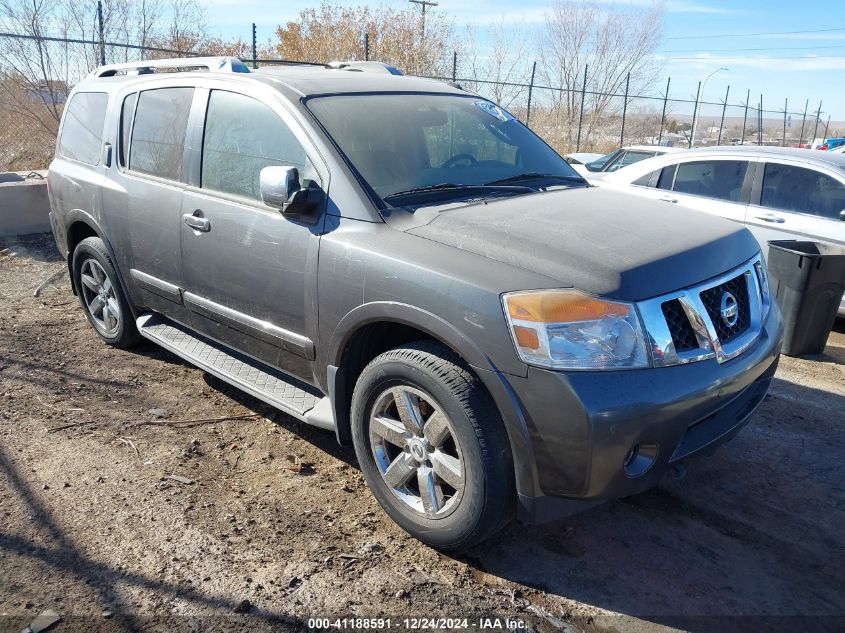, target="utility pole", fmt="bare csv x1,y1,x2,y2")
97,0,106,66
409,0,438,39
